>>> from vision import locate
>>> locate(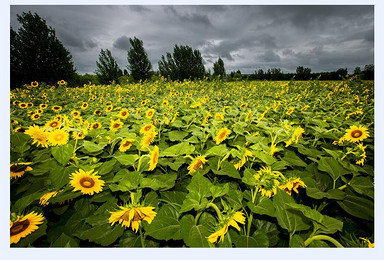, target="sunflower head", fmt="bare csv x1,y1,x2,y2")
25,125,49,148
69,169,105,195
91,122,102,130
214,128,231,144
119,109,129,119
109,120,124,132
10,212,44,244
344,125,369,142
10,162,33,179
109,204,157,232
188,155,207,174
148,146,159,171
48,129,69,146
279,177,306,195
140,124,156,135
119,138,136,152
